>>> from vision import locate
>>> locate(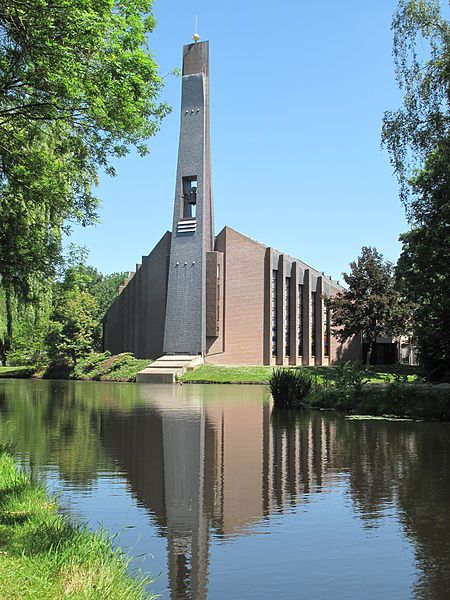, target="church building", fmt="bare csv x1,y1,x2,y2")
103,40,361,367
